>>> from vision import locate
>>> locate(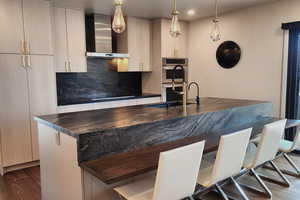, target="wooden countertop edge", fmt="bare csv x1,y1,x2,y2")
80,118,300,185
